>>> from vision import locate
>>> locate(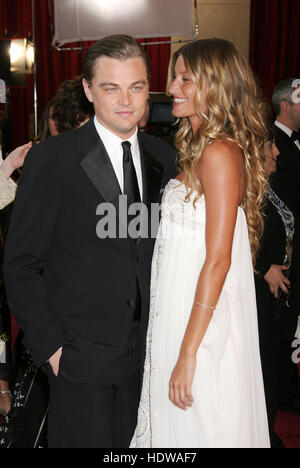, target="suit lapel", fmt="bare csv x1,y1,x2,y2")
78,122,164,208
274,125,300,157
78,119,122,214
78,120,137,251
80,138,122,211
78,121,165,249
